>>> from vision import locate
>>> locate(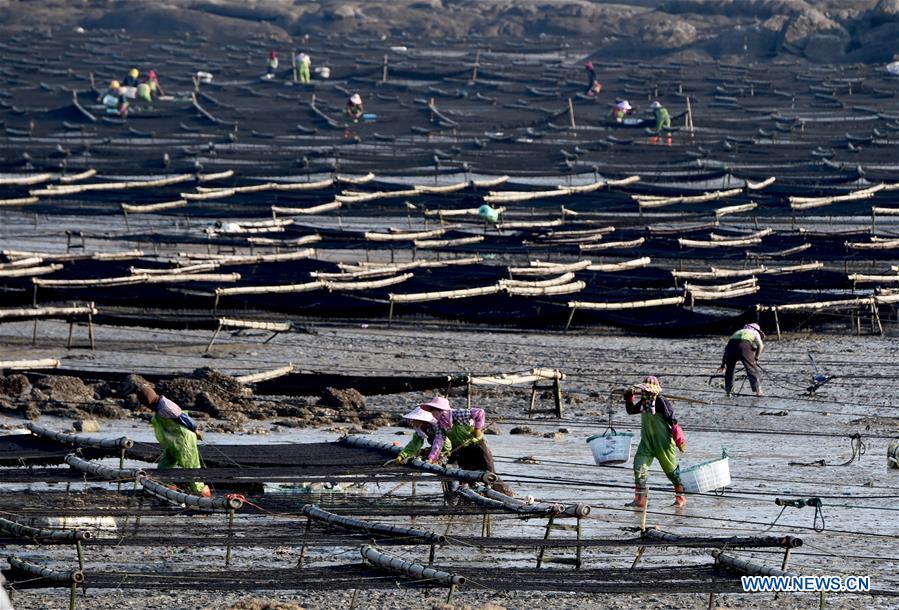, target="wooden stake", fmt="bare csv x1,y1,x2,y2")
568,98,576,129
553,378,563,418
224,509,235,566
471,50,480,83
382,54,388,83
